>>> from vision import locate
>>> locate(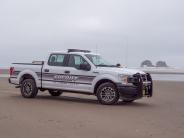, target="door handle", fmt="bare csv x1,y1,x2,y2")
44,69,49,72
64,70,70,74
